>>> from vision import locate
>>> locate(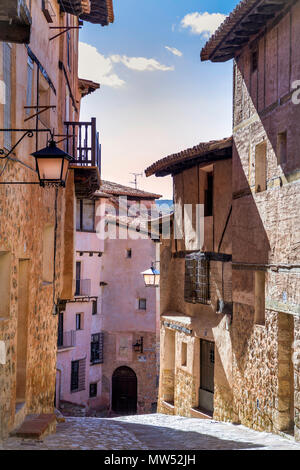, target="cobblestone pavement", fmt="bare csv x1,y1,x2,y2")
2,414,300,450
